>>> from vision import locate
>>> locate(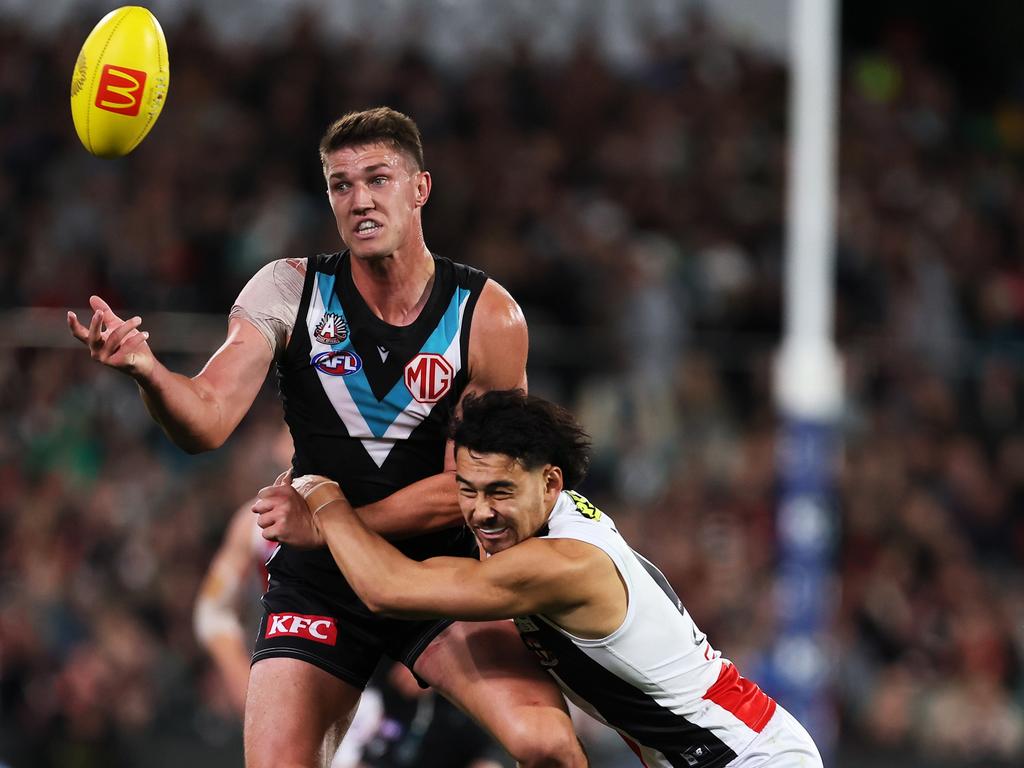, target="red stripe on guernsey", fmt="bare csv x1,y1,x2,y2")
702,662,777,733
619,734,649,767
